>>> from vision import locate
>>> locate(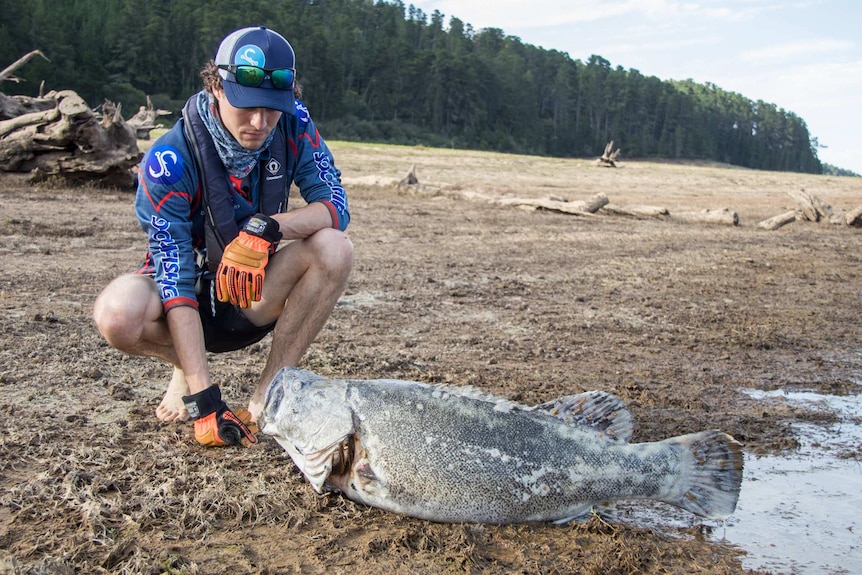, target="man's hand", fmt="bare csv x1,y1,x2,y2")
215,213,282,308
182,385,258,447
